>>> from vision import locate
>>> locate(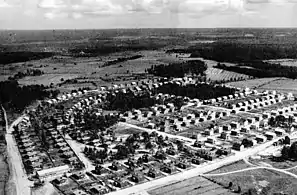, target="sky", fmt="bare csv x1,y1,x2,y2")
0,0,297,29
